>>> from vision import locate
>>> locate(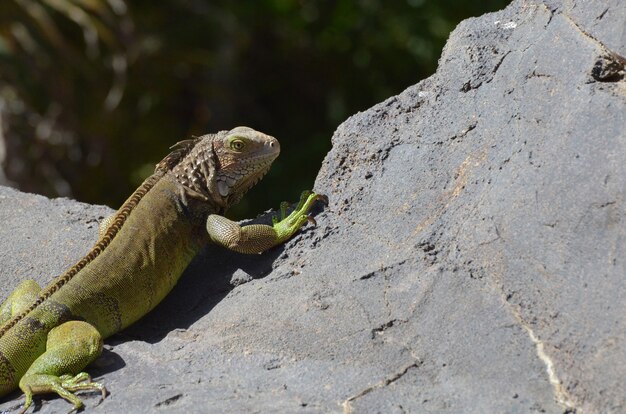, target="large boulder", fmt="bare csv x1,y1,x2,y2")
0,0,624,412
